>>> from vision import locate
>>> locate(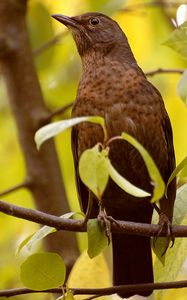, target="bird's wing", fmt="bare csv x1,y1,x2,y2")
71,126,87,212
160,113,176,221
